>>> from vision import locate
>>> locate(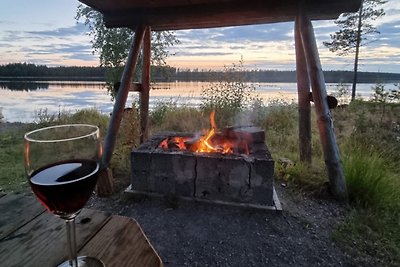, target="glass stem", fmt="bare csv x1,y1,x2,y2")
65,218,78,267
